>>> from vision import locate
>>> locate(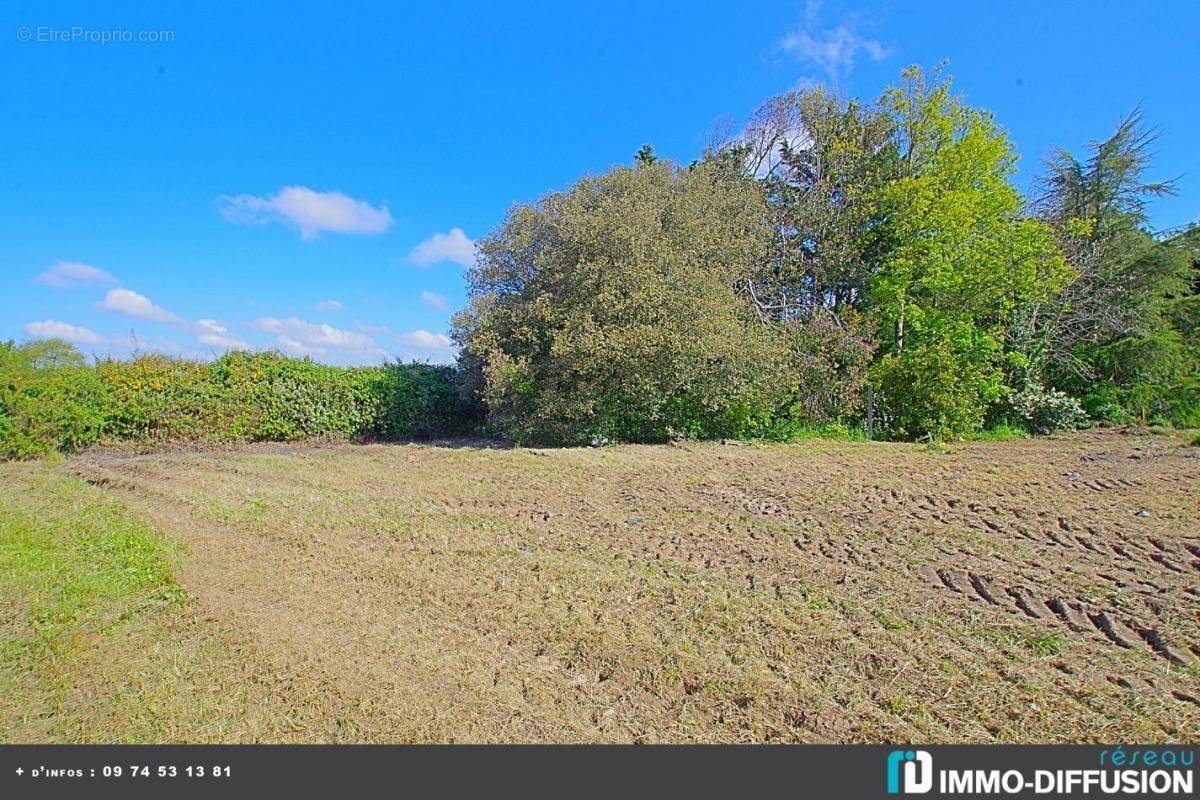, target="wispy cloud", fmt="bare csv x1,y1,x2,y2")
136,336,212,362
275,335,326,358
24,319,106,346
355,321,392,336
420,290,448,310
34,260,117,289
406,228,476,267
393,329,455,364
779,1,889,81
97,288,181,323
217,186,393,241
314,298,343,312
94,288,248,352
256,315,384,360
193,318,249,350
397,329,453,353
